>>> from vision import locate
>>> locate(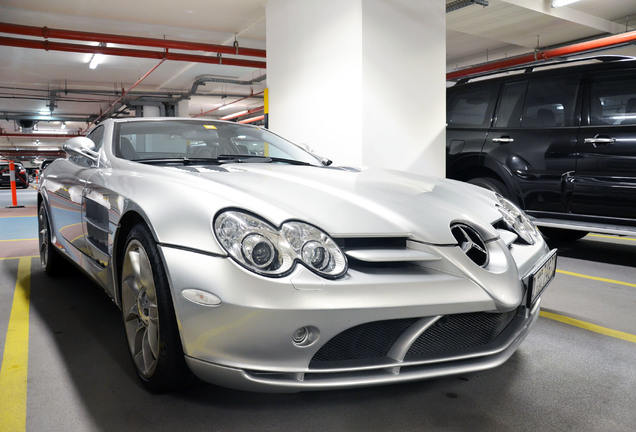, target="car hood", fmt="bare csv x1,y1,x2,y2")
162,163,503,245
